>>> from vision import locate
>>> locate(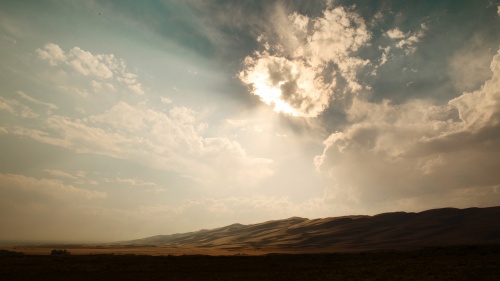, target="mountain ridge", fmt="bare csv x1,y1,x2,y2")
122,206,500,253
